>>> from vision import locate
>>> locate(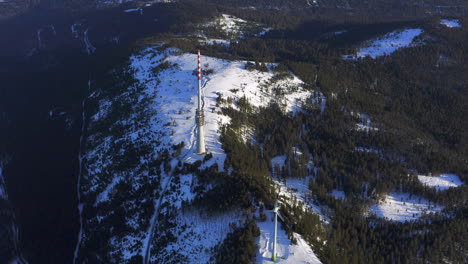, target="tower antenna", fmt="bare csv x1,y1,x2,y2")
196,49,206,154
